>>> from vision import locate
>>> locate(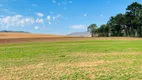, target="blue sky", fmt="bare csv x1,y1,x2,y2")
0,0,142,35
